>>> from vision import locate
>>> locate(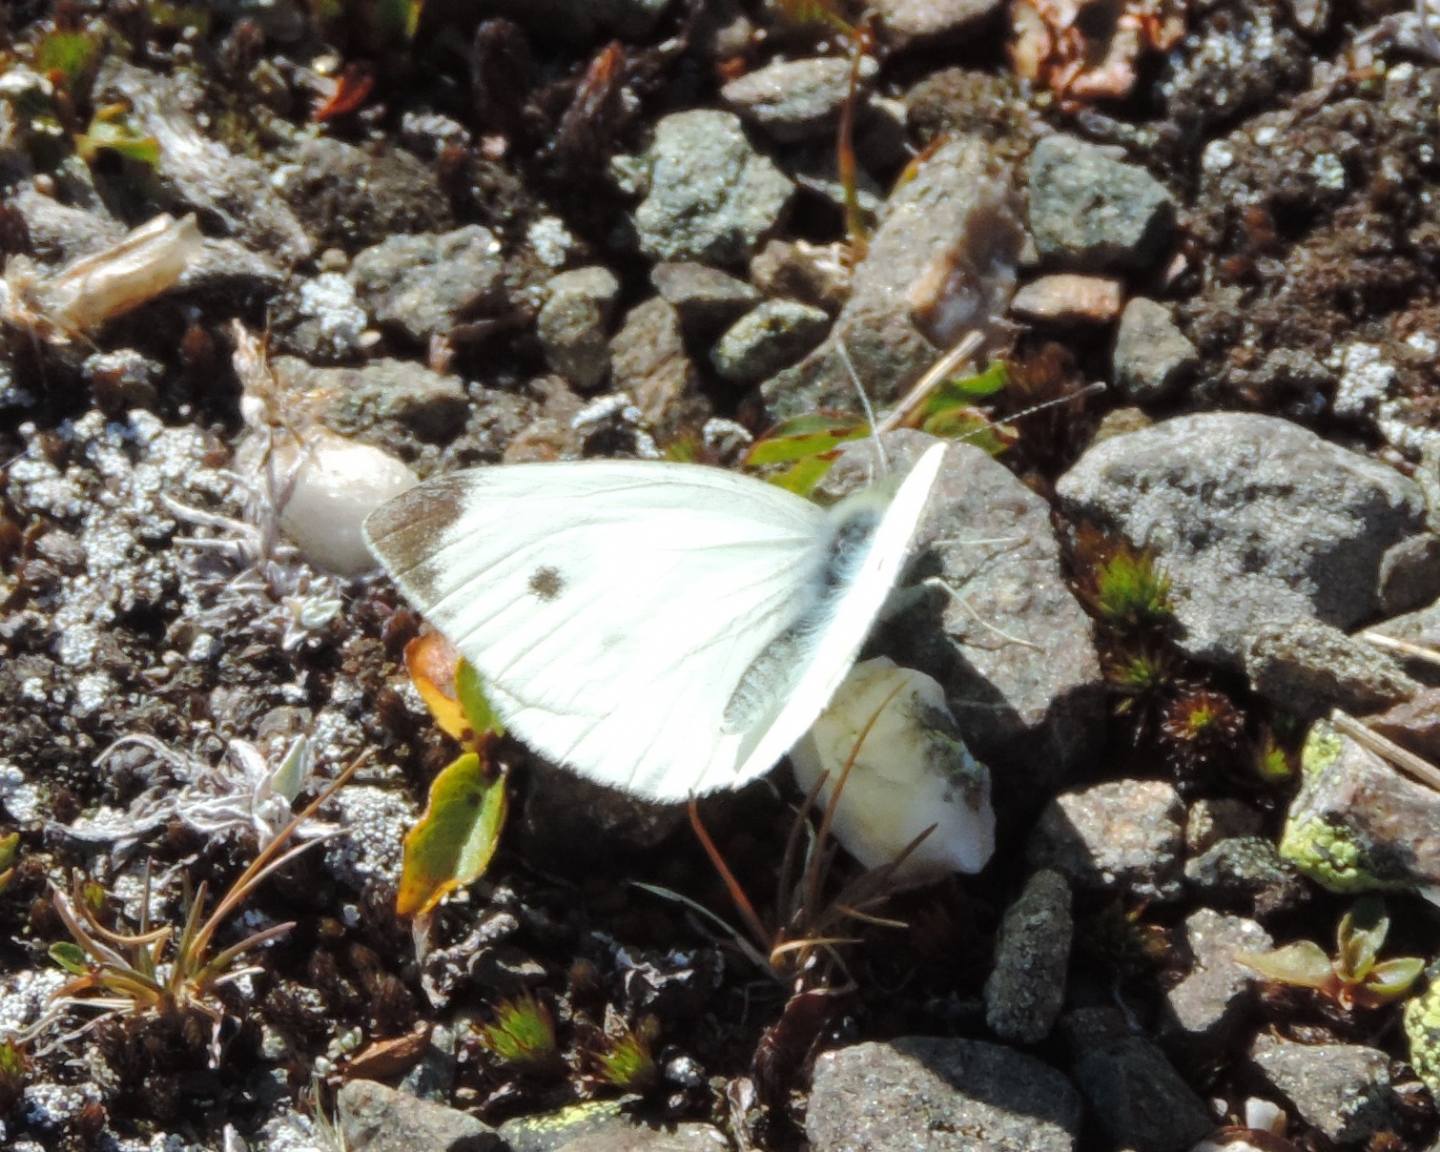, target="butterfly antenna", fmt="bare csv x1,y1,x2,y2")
836,339,889,478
